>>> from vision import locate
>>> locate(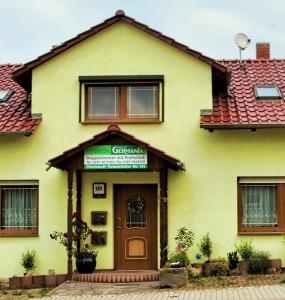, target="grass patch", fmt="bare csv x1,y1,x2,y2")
187,274,285,290
0,288,52,299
